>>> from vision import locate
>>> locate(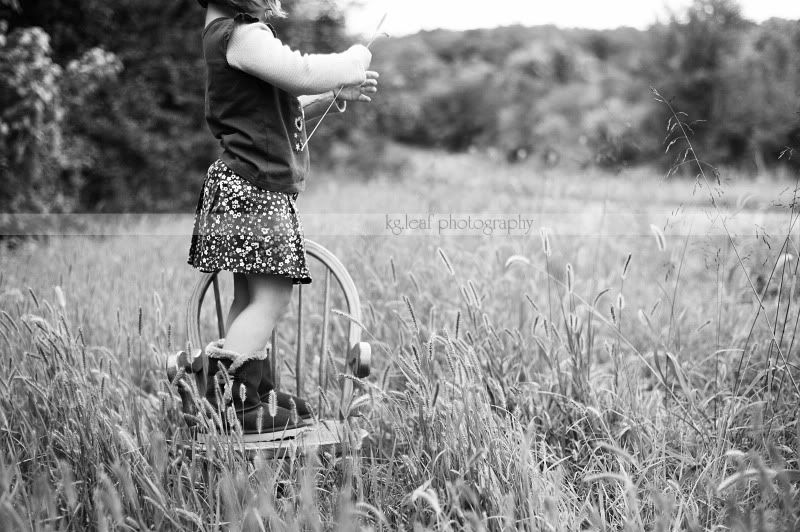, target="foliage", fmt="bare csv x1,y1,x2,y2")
1,0,360,213
652,0,800,171
369,1,800,173
370,24,661,169
0,23,122,214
